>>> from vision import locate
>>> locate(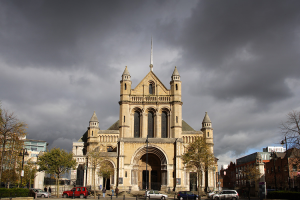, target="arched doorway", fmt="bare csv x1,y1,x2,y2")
139,153,161,190
132,146,167,191
76,164,85,186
